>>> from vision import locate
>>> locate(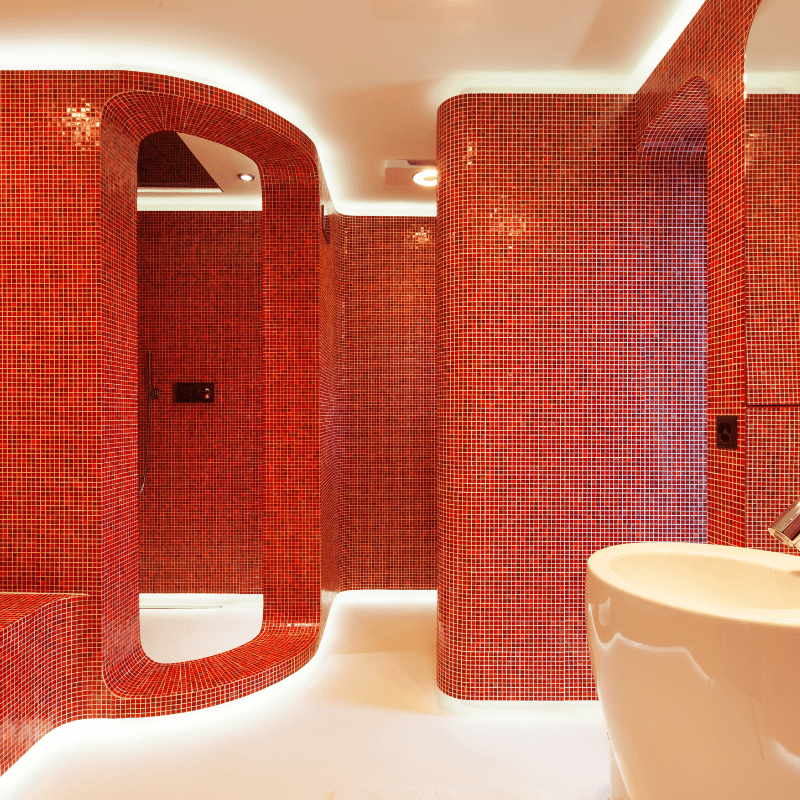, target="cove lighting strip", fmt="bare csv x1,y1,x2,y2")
0,0,706,217
137,187,223,194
